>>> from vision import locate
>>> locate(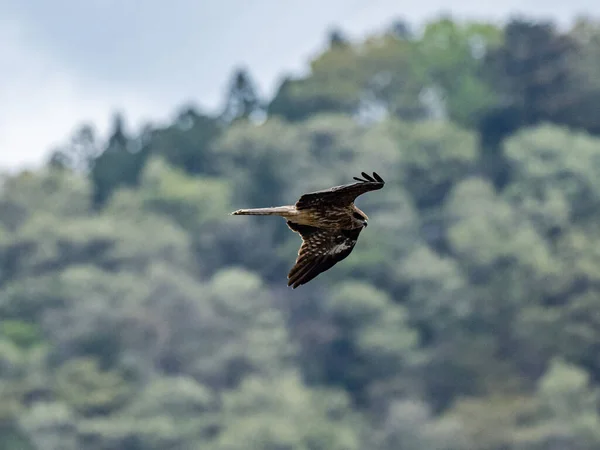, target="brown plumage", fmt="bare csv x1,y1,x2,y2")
231,172,385,288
